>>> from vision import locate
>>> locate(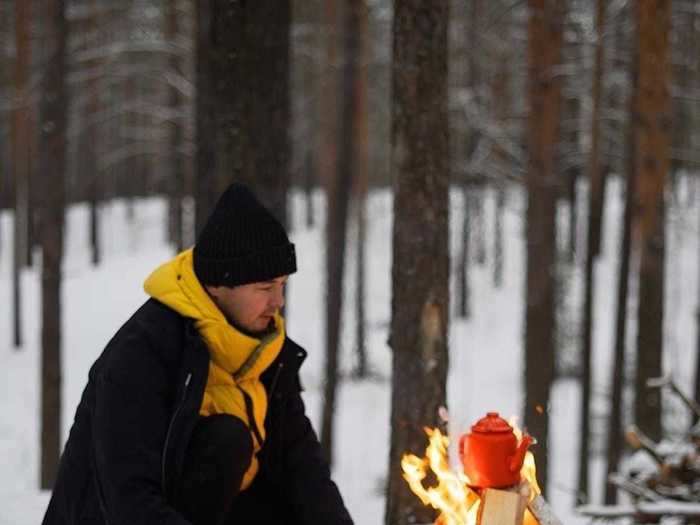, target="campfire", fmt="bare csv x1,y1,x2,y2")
401,412,561,525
